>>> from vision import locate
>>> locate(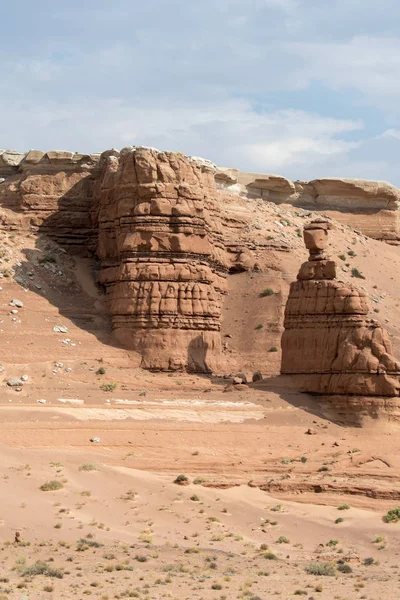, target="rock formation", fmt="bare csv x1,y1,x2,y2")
281,220,400,396
94,147,228,371
0,150,100,254
216,168,400,245
3,145,400,375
